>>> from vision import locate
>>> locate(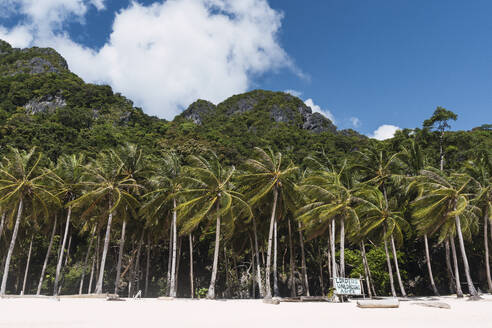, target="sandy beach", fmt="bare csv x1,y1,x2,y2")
0,295,490,328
